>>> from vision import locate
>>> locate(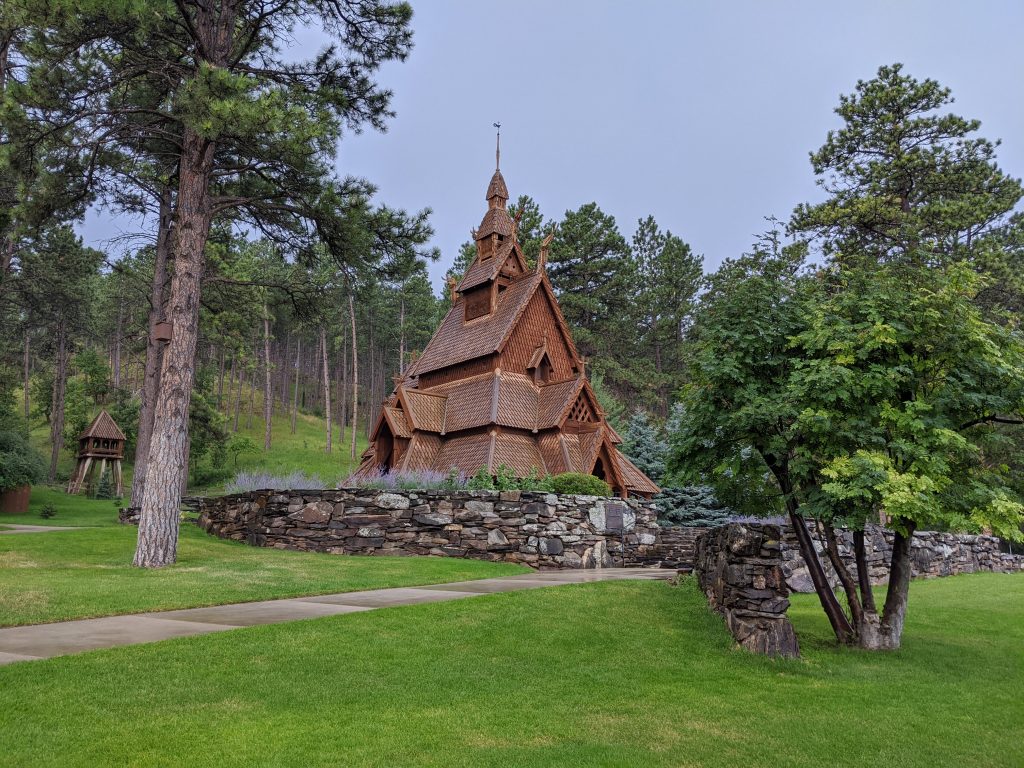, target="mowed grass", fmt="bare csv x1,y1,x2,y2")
0,491,527,626
1,574,1021,768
